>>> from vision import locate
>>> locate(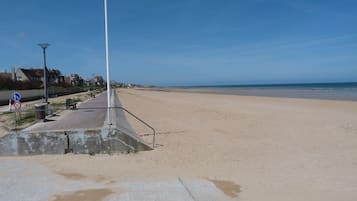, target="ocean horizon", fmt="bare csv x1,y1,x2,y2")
174,82,357,101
